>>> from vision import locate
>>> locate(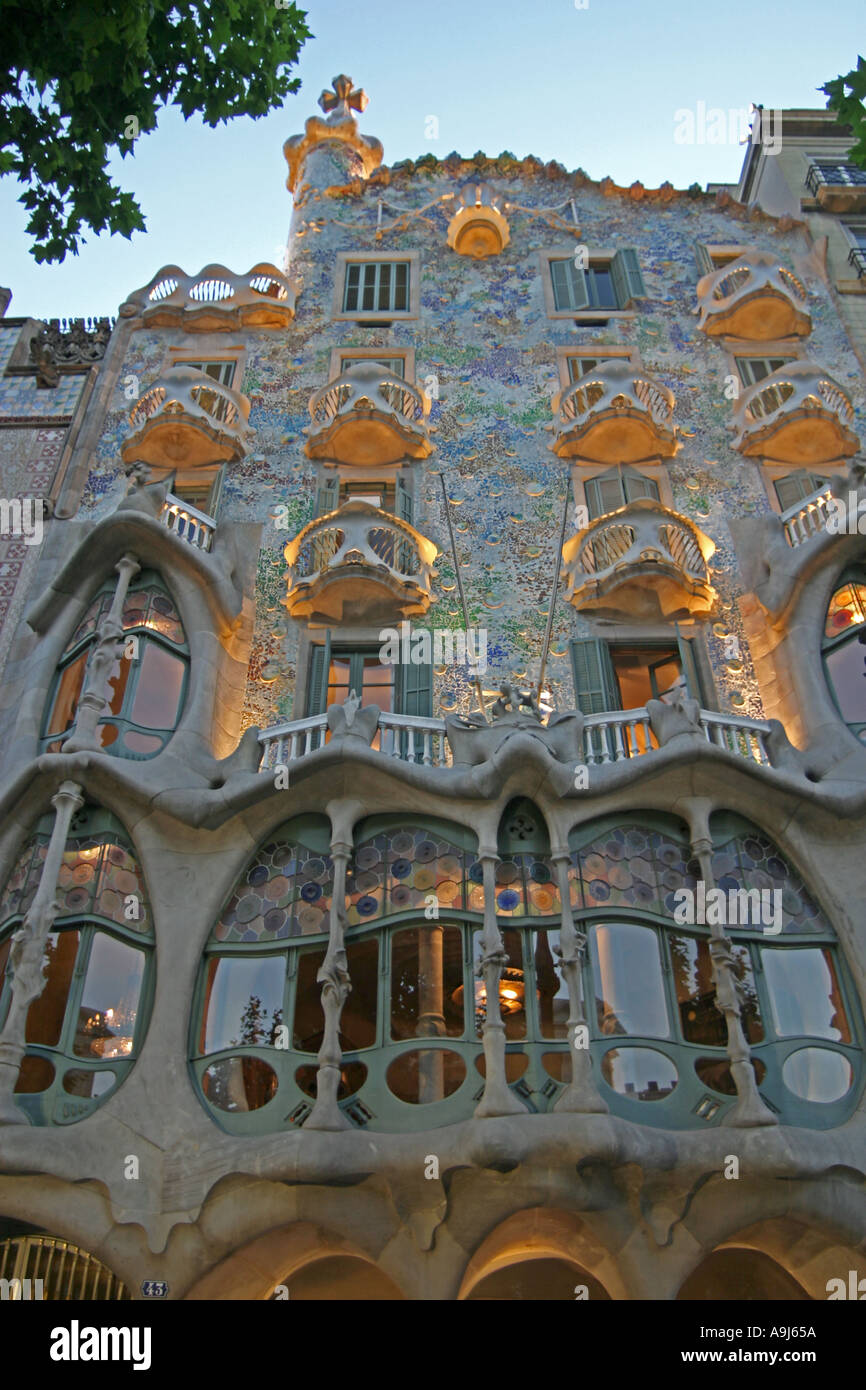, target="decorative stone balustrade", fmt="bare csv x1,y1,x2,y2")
779,484,835,548
119,263,296,329
304,362,432,465
730,363,859,464
122,366,254,468
159,493,216,551
284,500,438,622
258,705,773,772
561,499,715,620
551,360,679,462
696,250,810,339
